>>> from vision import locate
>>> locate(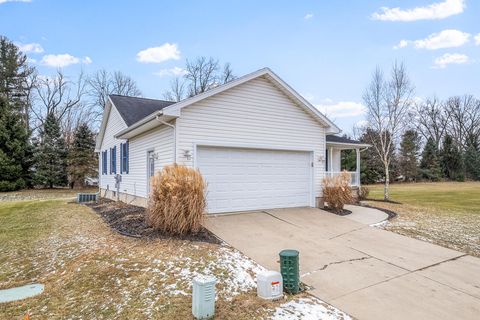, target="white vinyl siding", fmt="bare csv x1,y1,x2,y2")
98,105,174,198
176,76,326,197
123,124,174,197
99,106,127,192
